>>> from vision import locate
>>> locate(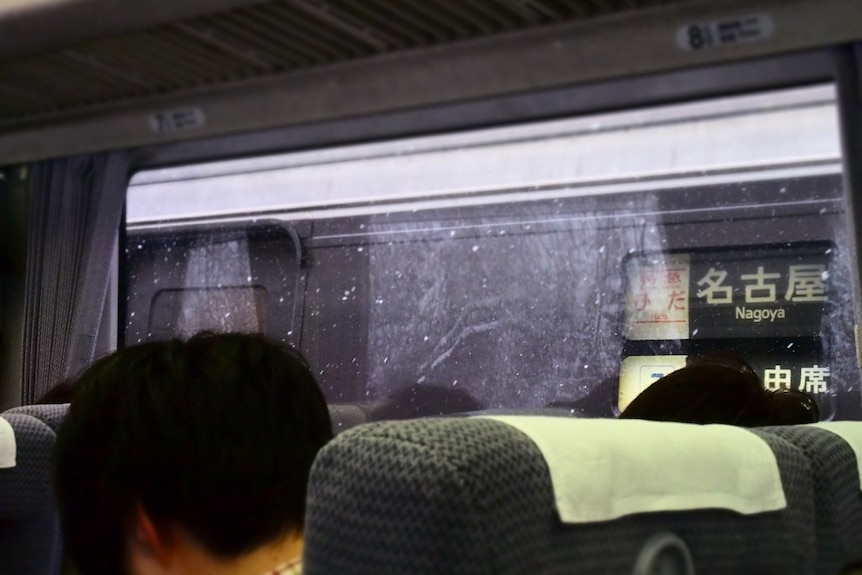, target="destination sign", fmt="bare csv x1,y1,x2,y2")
623,243,833,341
